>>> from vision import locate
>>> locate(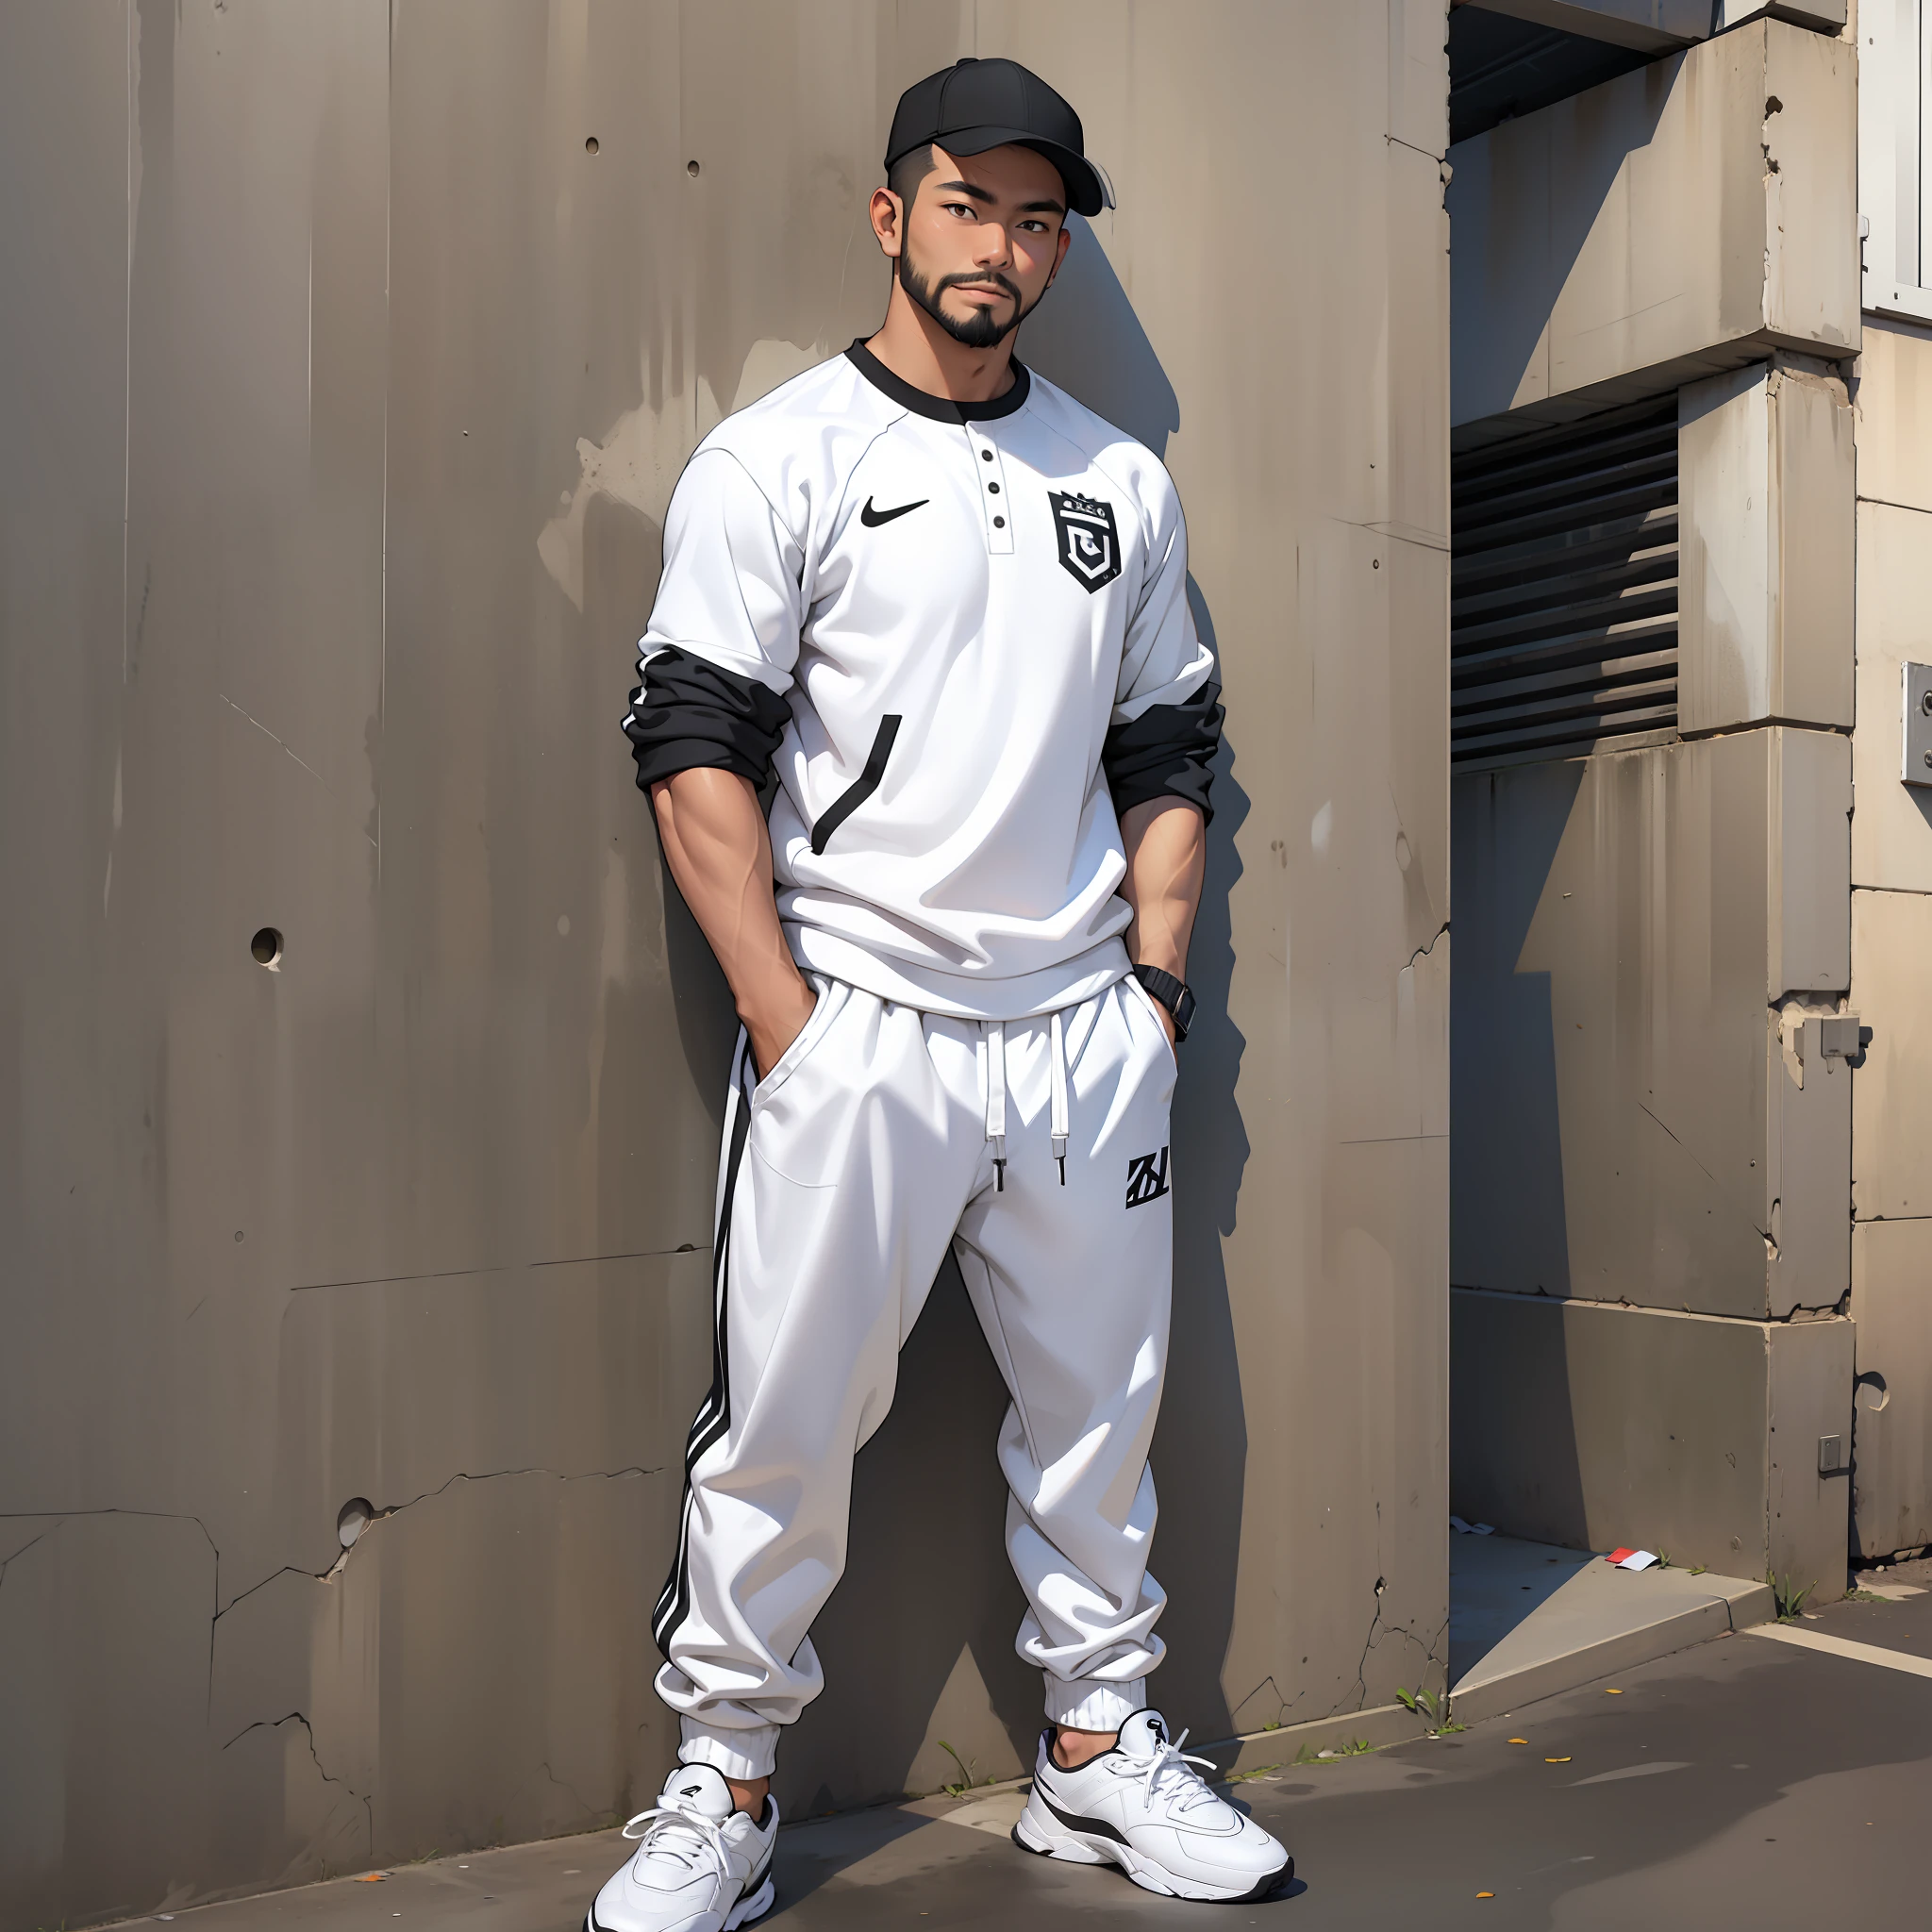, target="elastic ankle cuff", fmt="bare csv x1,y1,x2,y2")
678,1719,779,1781
1043,1675,1145,1732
